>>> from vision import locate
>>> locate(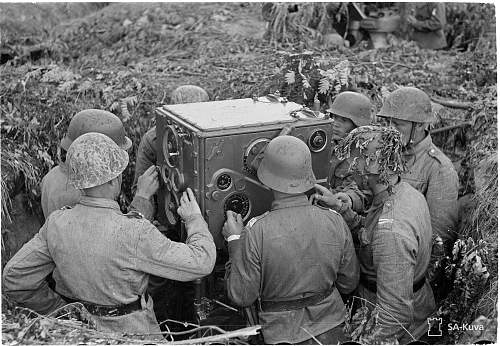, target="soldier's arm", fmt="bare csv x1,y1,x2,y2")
413,4,446,32
334,179,373,213
134,215,216,281
225,226,261,307
2,222,66,314
371,223,416,341
426,162,459,244
335,217,360,294
132,128,157,195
